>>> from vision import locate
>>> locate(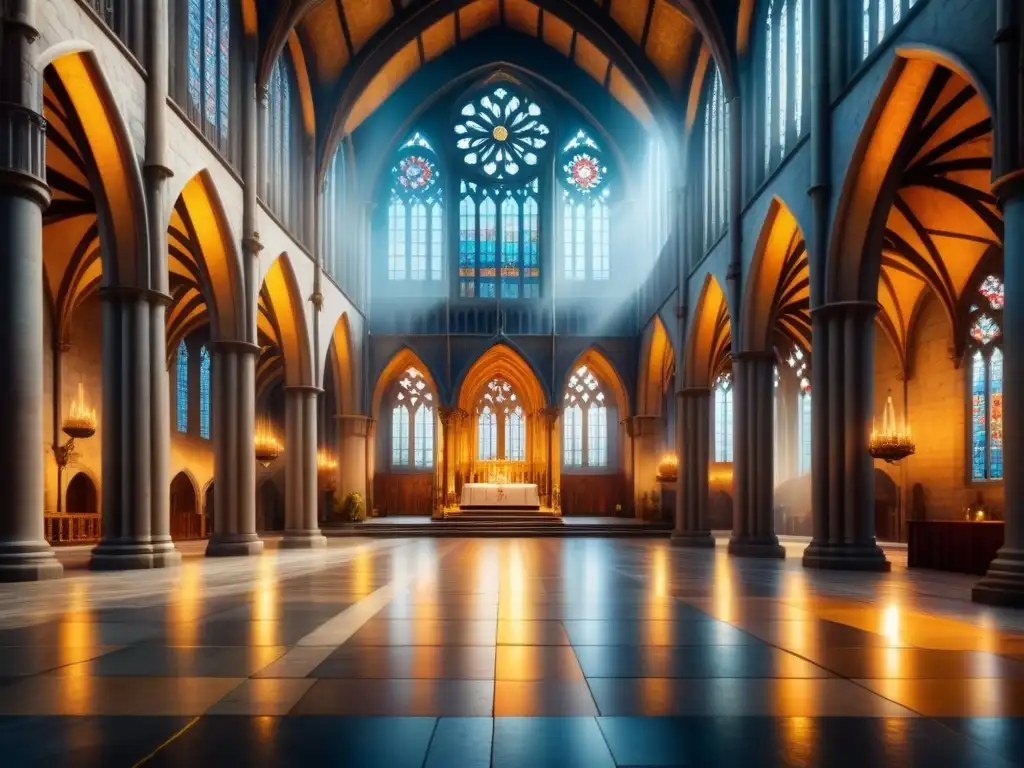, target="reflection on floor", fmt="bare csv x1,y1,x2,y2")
1,538,1024,766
